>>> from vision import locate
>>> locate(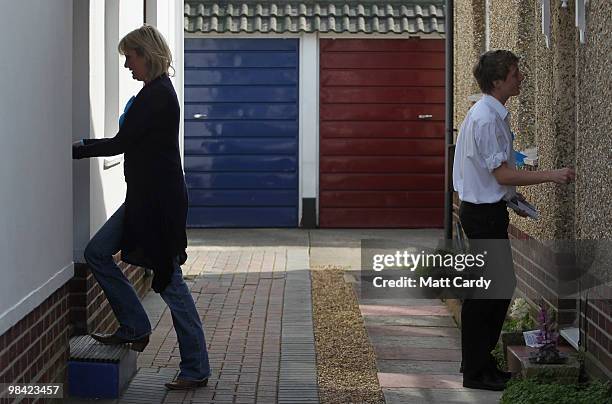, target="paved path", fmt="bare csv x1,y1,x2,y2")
69,246,319,404
358,298,502,403
68,229,504,404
